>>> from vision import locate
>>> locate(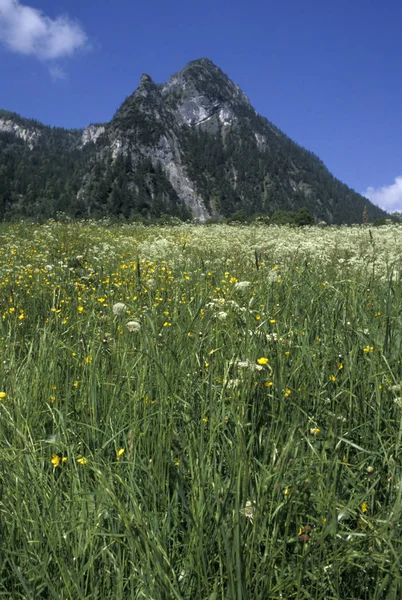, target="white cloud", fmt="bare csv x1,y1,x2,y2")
0,0,88,60
363,176,402,213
